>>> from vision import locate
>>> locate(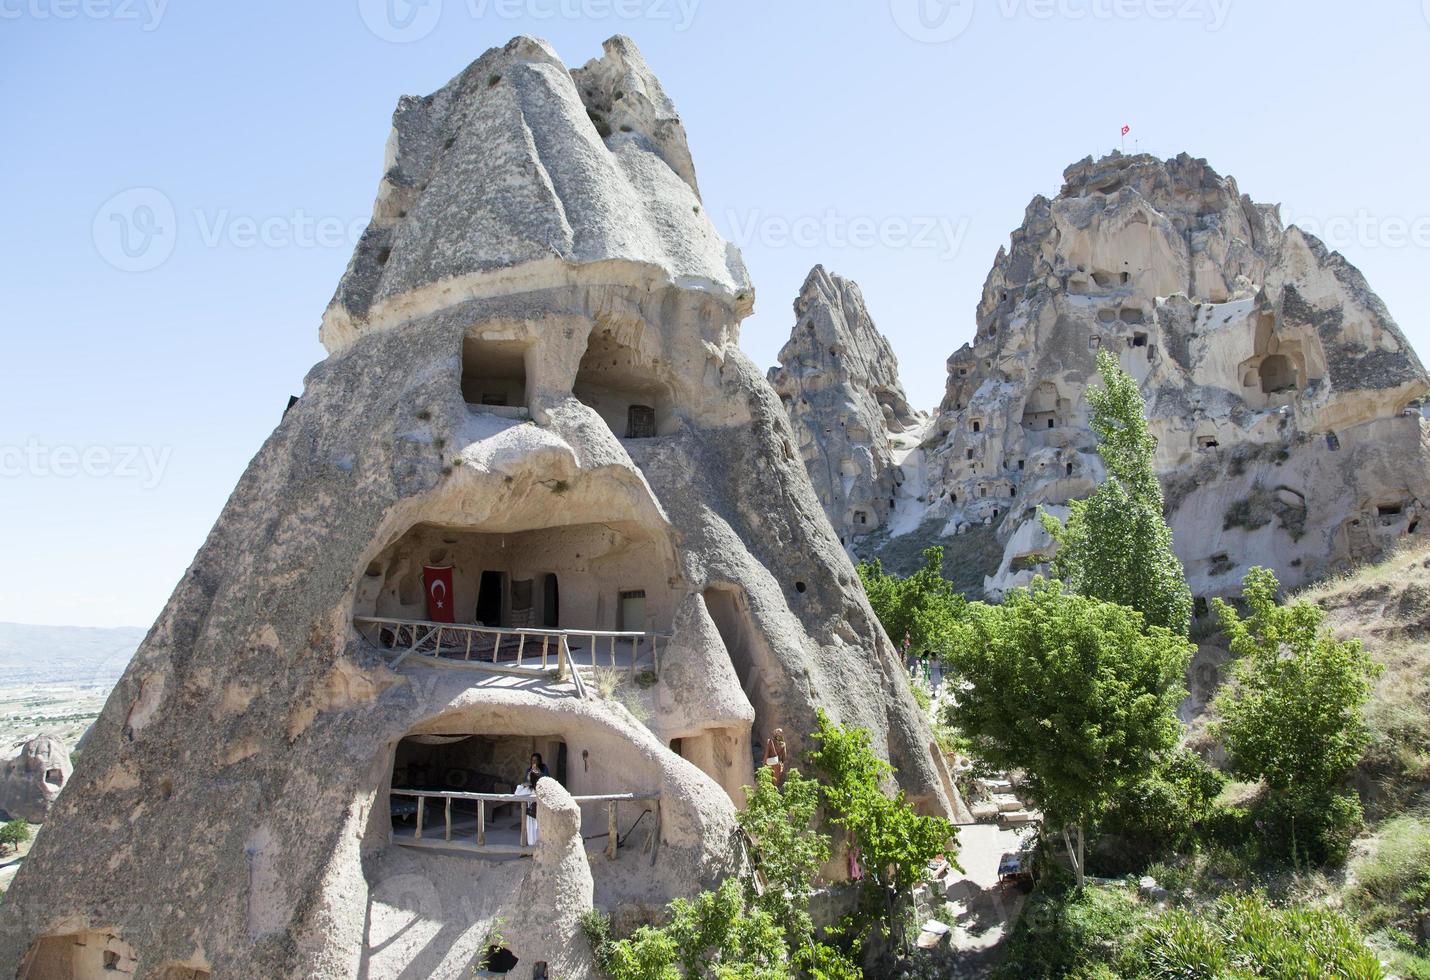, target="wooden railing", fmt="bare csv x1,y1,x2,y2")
354,616,669,685
389,788,660,858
